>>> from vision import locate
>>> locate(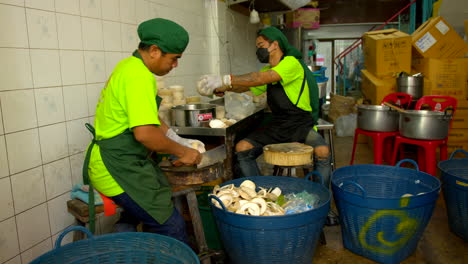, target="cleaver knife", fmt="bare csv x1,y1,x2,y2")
161,144,226,170
197,144,226,169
